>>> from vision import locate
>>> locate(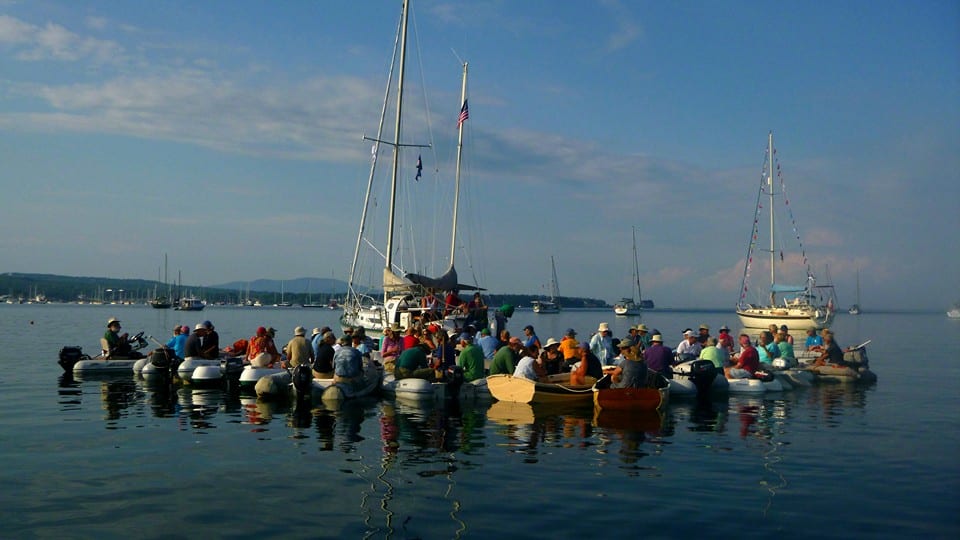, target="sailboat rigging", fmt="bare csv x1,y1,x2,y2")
340,1,485,335
736,131,836,331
